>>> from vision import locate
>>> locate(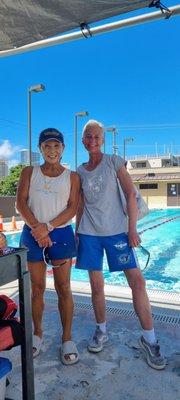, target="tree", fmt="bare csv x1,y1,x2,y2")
0,164,24,195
